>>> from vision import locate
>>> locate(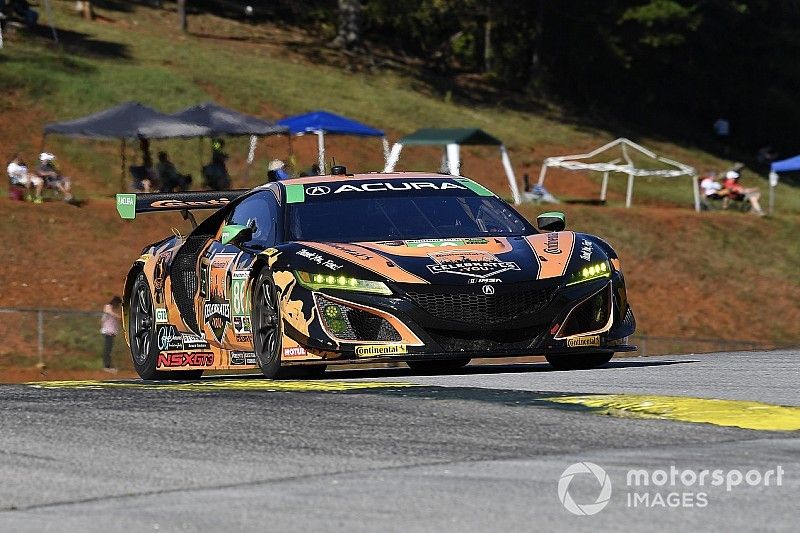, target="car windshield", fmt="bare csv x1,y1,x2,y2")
286,191,534,243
